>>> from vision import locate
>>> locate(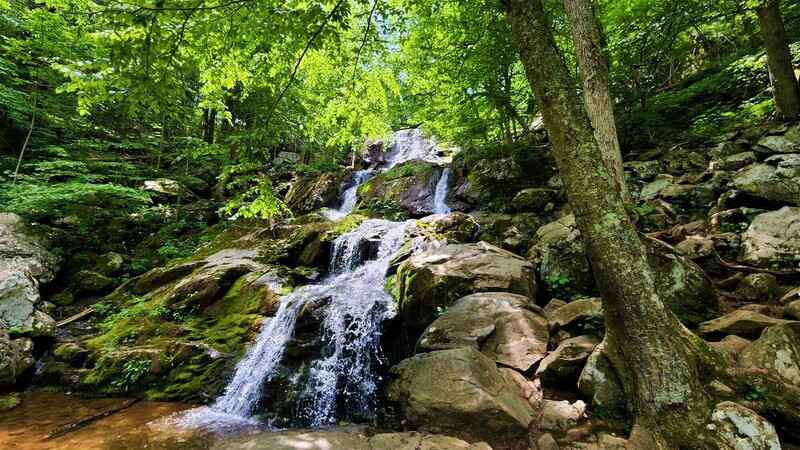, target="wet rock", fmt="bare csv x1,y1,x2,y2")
396,242,537,336
73,270,113,293
730,161,800,206
546,297,603,334
362,139,386,169
357,160,440,217
539,399,586,432
511,188,555,213
740,207,800,267
708,401,780,450
711,151,757,171
577,342,626,413
536,335,600,384
52,342,90,367
388,347,535,444
699,310,790,339
736,274,779,302
739,323,800,386
0,393,20,412
416,292,548,372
